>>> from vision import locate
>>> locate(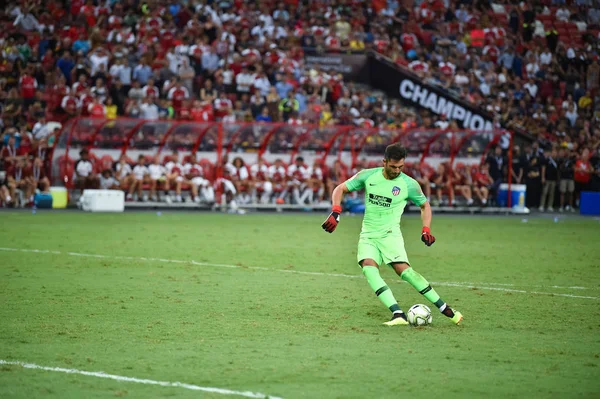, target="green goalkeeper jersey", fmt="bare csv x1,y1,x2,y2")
345,167,427,238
